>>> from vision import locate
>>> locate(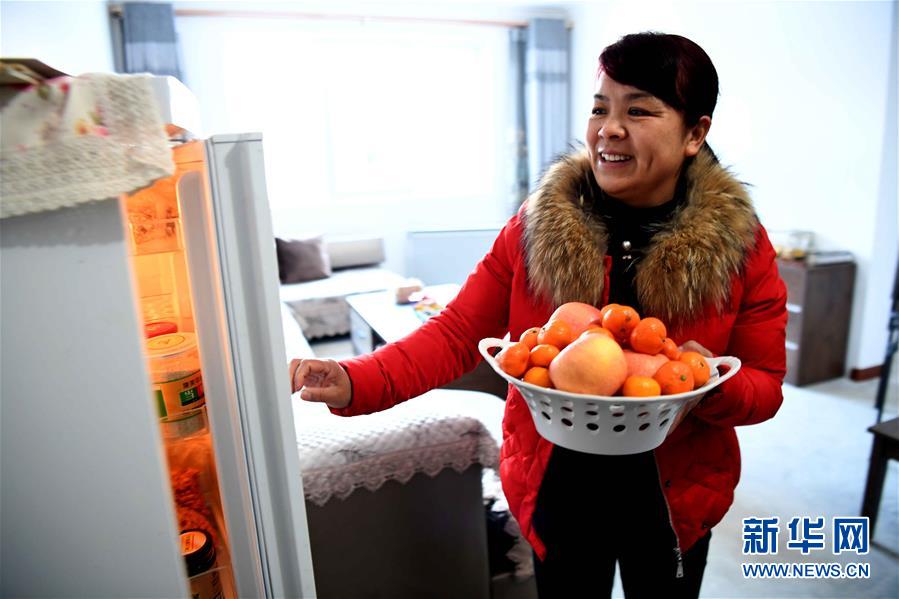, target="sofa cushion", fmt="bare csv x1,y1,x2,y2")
325,236,386,269
276,236,332,284
280,267,407,339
